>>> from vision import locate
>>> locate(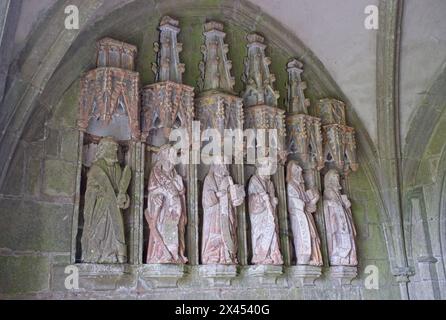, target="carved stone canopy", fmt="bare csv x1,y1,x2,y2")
316,99,358,173
96,37,138,71
141,81,194,143
286,113,324,171
316,99,346,126
196,92,243,133
78,68,140,141
245,104,287,164
142,16,194,145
